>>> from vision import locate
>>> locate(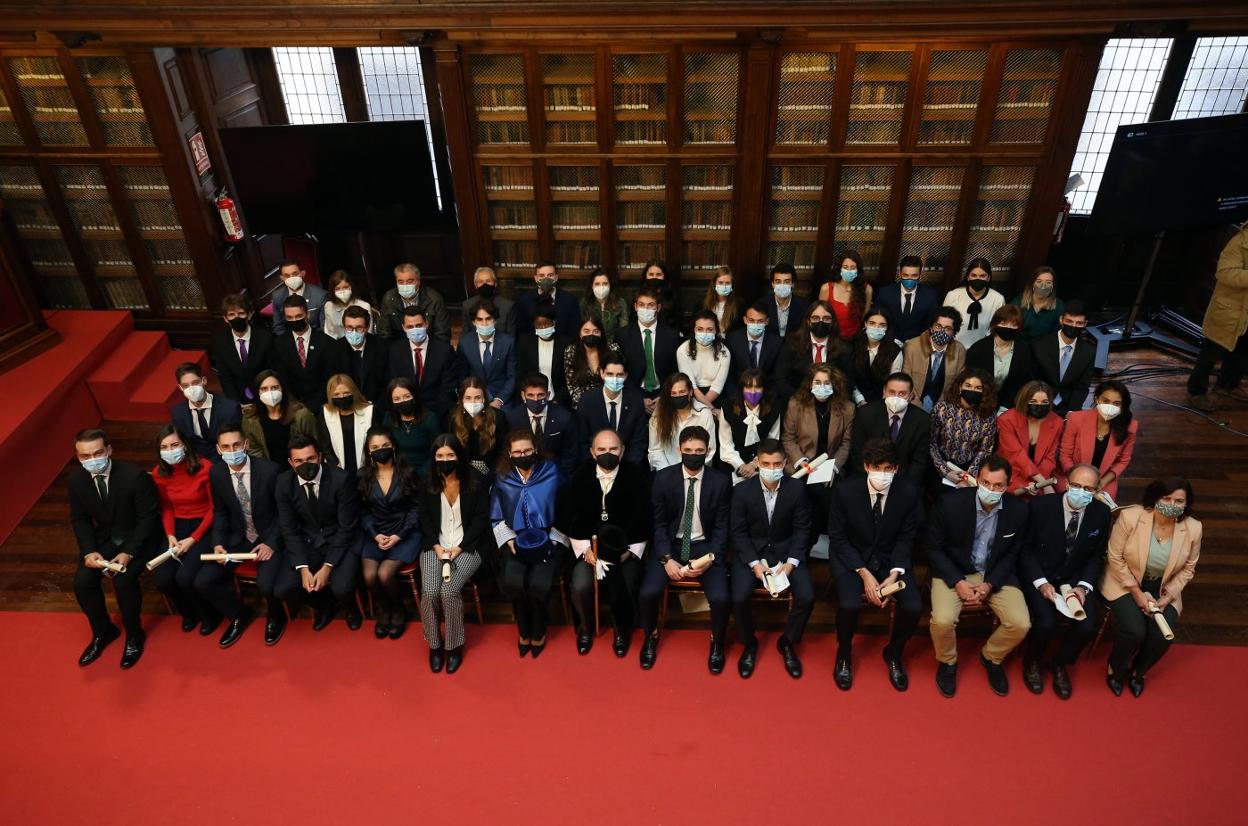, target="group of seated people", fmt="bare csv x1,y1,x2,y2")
65,252,1200,702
